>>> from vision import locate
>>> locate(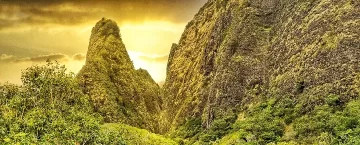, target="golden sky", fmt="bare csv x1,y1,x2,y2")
0,0,207,84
